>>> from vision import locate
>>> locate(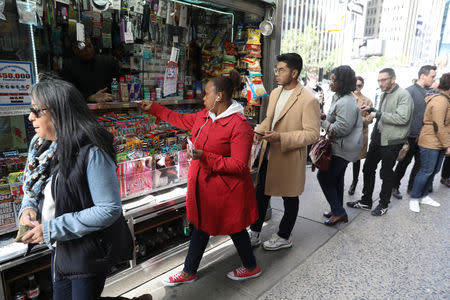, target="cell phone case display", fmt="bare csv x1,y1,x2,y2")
97,111,192,199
